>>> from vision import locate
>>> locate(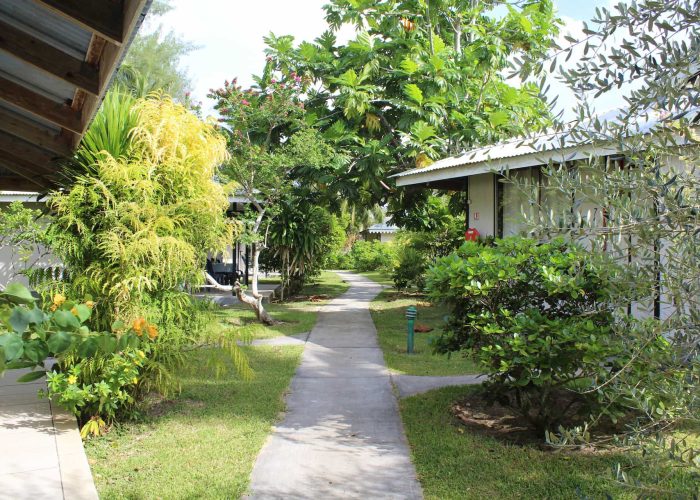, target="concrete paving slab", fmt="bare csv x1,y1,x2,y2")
247,271,423,499
0,368,98,500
